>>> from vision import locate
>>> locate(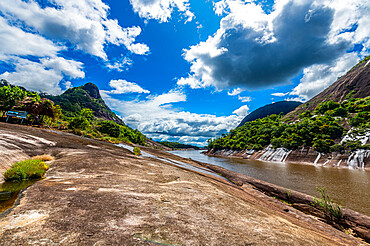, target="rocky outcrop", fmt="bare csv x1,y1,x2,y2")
1,122,365,245
45,83,125,125
286,56,370,120
190,159,370,243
